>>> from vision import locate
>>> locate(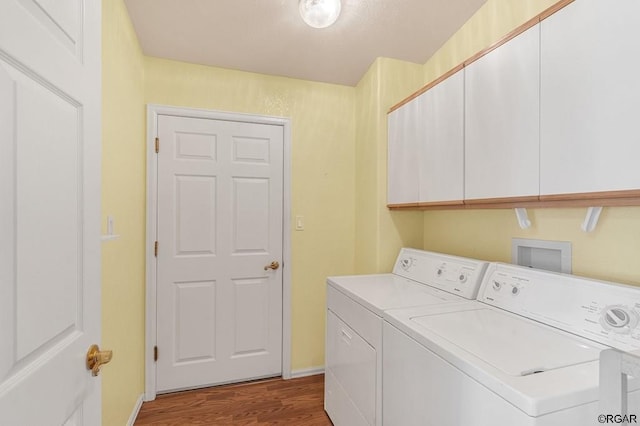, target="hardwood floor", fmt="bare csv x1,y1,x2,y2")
135,374,333,425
